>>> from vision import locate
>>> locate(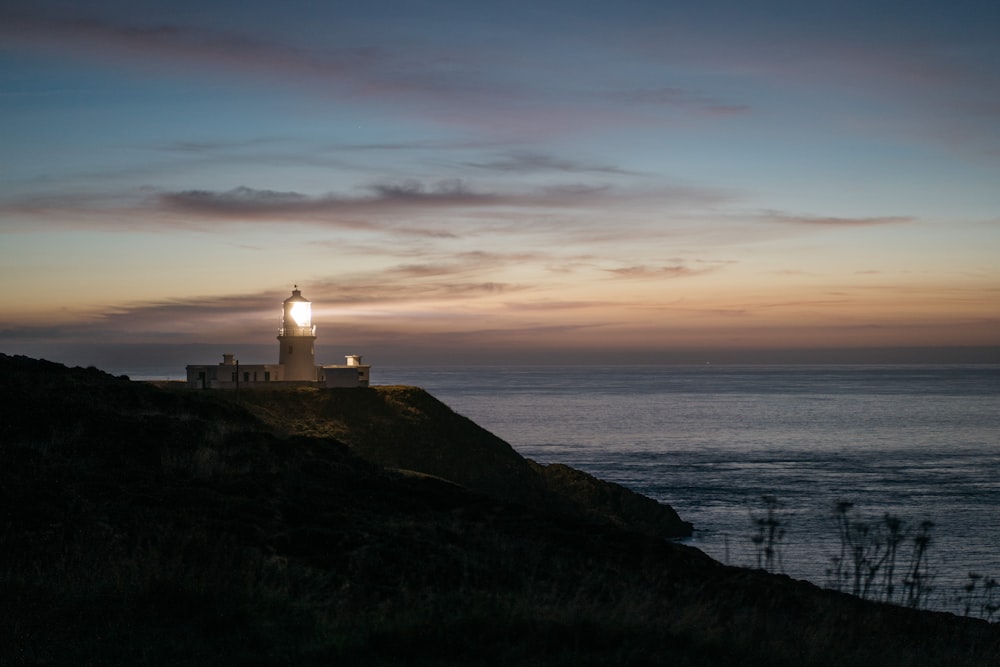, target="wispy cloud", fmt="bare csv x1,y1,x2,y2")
462,151,640,175
151,138,288,153
761,212,916,227
0,8,764,138
603,265,712,279
157,182,498,223
0,178,733,242
0,291,277,342
600,87,750,116
154,180,728,223
333,139,512,152
501,300,616,312
0,12,381,88
0,274,520,343
0,10,540,131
